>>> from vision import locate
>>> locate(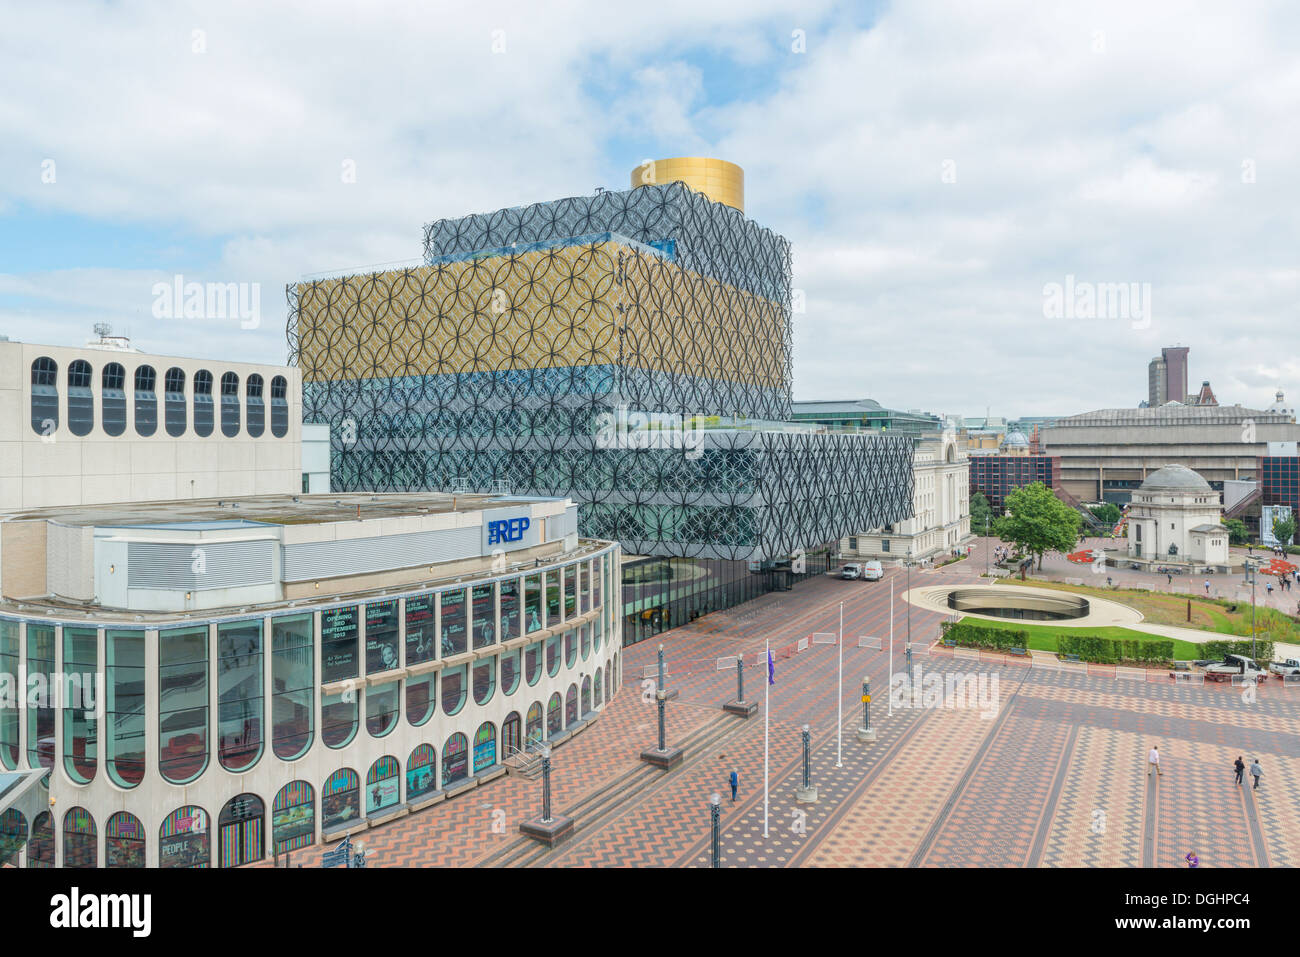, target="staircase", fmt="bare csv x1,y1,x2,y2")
503,740,548,780
1223,484,1261,522
1053,486,1107,533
